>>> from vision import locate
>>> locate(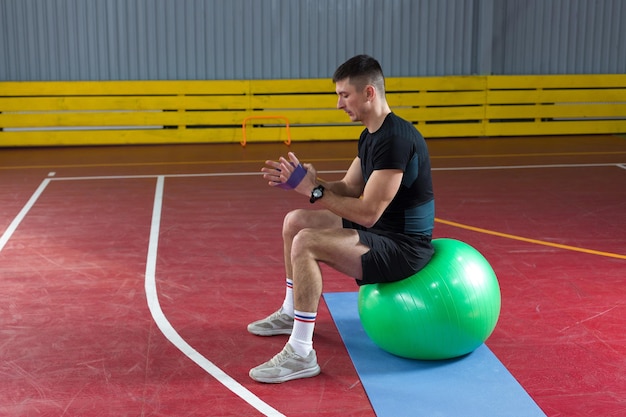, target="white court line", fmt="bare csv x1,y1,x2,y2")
0,178,51,253
47,170,340,181
43,163,625,182
432,162,624,171
144,176,285,417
